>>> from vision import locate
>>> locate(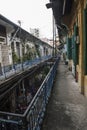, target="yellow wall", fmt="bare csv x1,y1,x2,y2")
69,1,84,93
63,0,87,96
74,0,87,96
73,0,87,95
78,2,84,94
84,76,87,96
83,0,87,97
